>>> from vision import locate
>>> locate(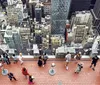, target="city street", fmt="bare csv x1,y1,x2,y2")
0,60,100,85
